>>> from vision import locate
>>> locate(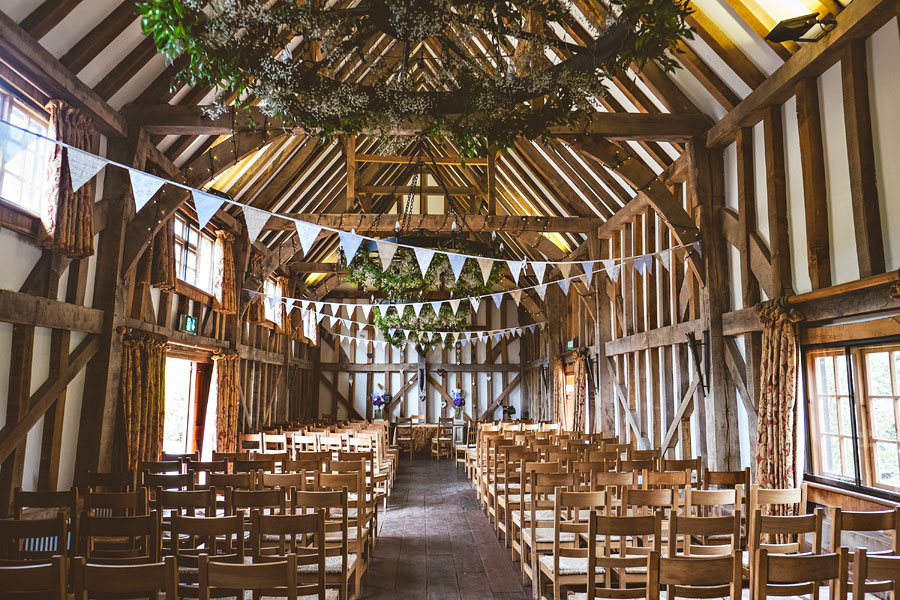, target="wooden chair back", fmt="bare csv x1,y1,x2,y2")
831,506,900,553
262,432,288,454
239,432,262,452
617,458,655,474
140,460,183,474
85,471,130,492
753,547,848,600
684,485,742,517
198,552,317,599
647,550,742,600
668,512,741,557
208,471,256,490
171,514,244,584
81,511,161,564
0,513,67,561
71,556,177,599
586,511,661,599
249,509,328,586
660,457,702,479
853,548,900,599
85,488,149,517
13,487,78,551
750,507,823,557
0,554,66,598
143,472,193,491
160,451,199,463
